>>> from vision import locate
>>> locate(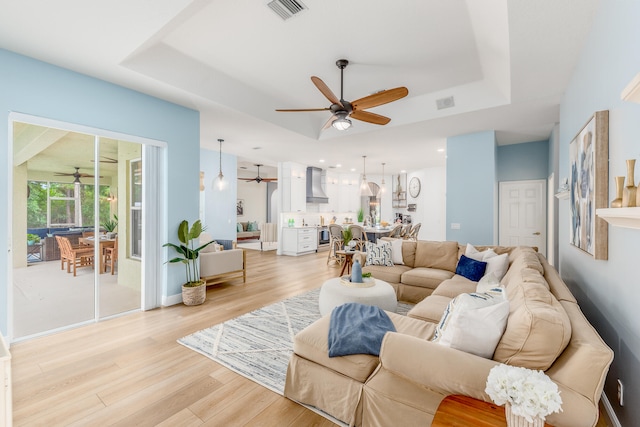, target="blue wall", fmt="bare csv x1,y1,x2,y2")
497,140,549,182
0,49,201,335
446,131,496,244
558,1,640,425
200,148,238,241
